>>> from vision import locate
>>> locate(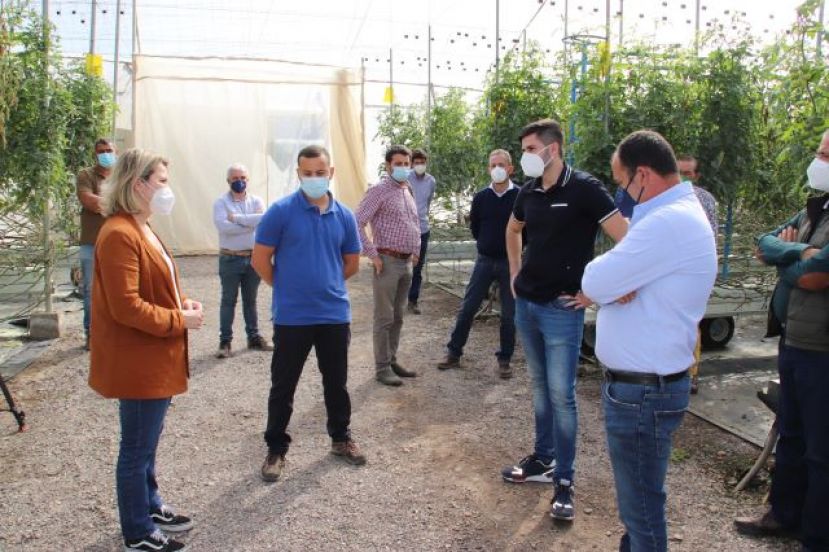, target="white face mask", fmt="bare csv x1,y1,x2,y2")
520,146,551,178
413,163,427,176
149,186,176,215
807,158,829,193
490,166,508,183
